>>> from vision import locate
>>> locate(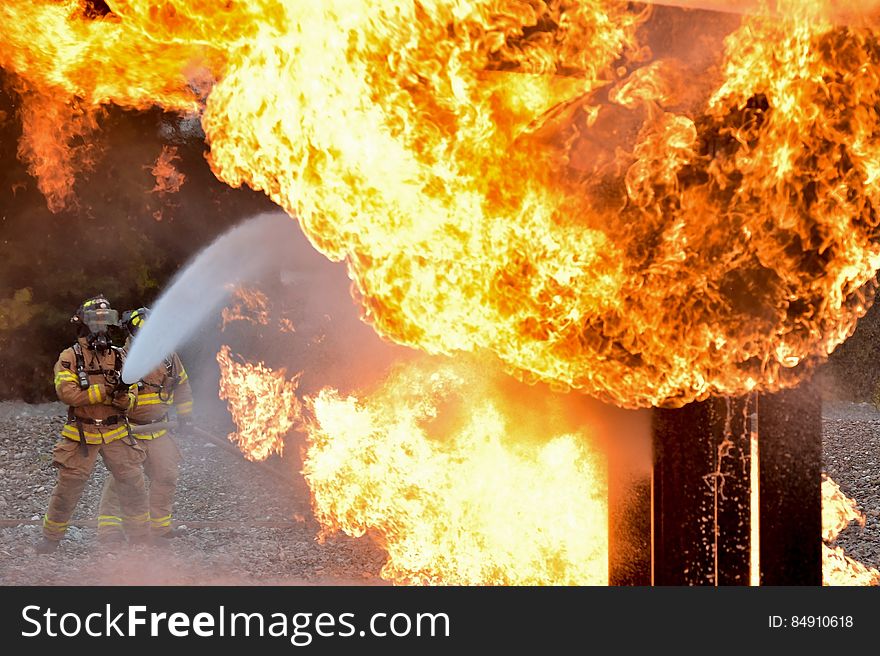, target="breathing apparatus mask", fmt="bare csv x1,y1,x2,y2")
71,296,119,354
